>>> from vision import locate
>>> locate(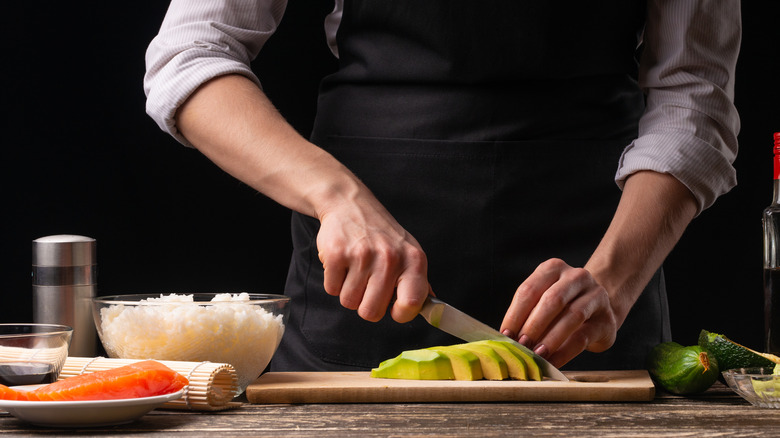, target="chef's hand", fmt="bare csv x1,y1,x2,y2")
499,259,617,368
175,75,431,324
499,171,698,368
316,194,431,323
